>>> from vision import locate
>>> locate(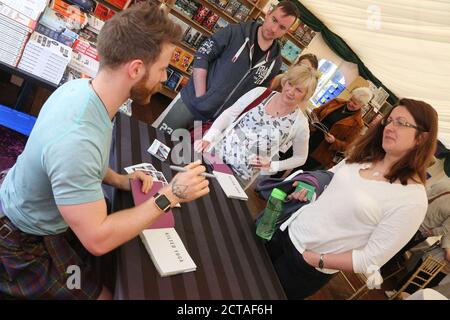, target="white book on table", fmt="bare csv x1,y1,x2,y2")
139,228,197,277
213,171,248,201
